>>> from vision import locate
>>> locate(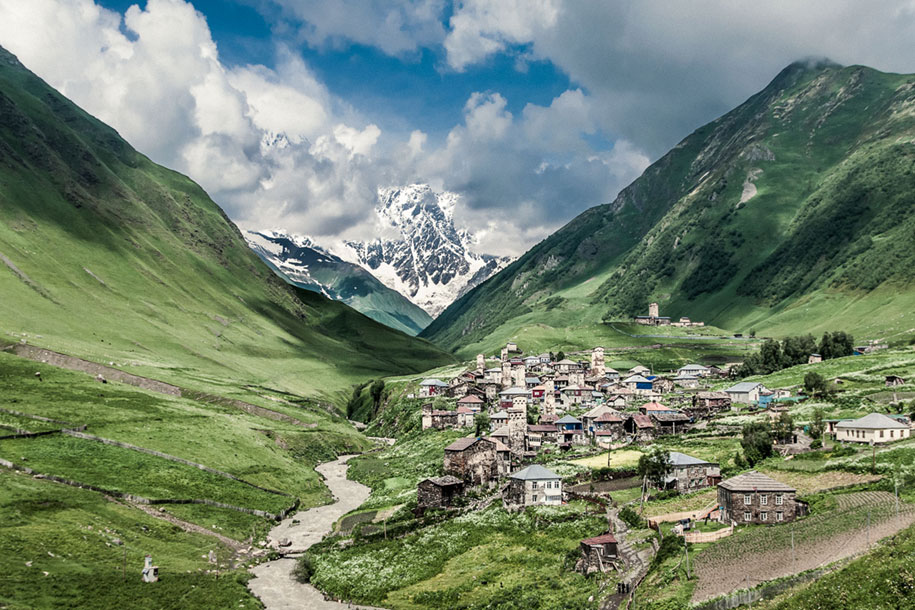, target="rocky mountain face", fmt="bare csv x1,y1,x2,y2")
246,230,432,336
336,184,512,317
422,61,915,351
